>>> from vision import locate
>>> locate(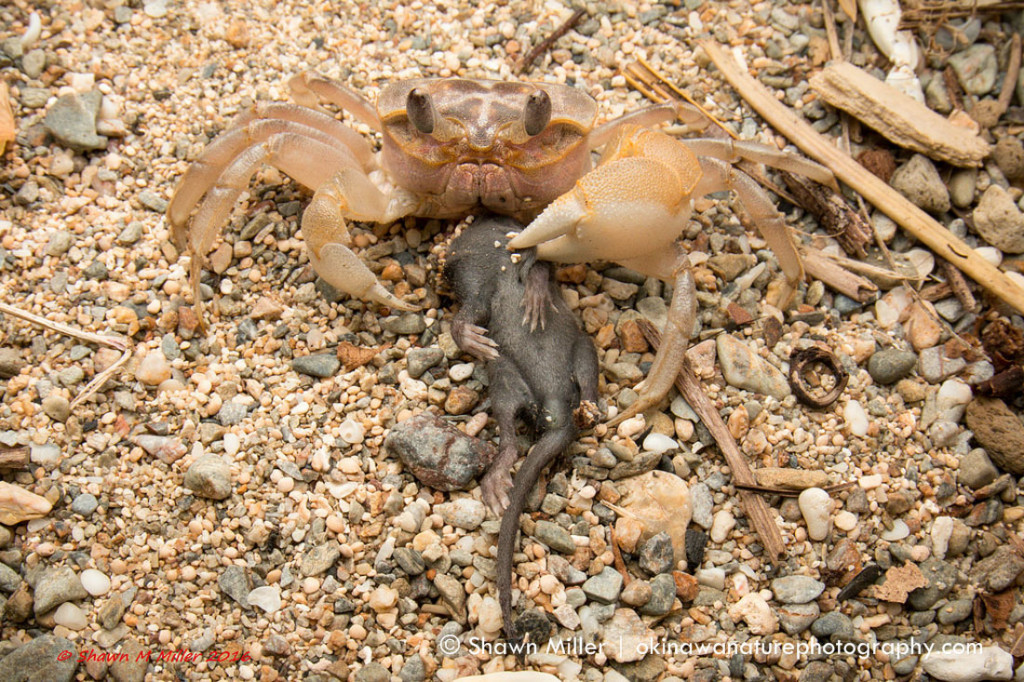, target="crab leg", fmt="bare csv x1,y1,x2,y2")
695,157,804,307
588,102,709,149
167,119,365,248
682,138,835,188
288,72,382,132
301,169,419,311
609,244,698,425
